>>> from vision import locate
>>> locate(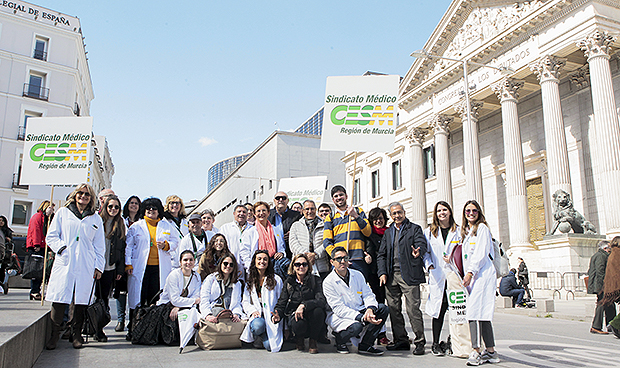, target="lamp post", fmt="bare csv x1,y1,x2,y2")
410,50,514,206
